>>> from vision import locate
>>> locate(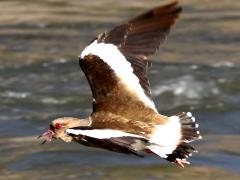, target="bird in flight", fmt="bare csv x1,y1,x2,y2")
38,1,202,167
